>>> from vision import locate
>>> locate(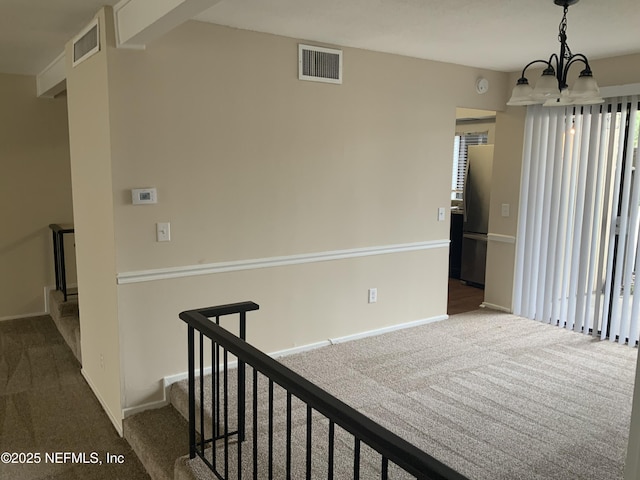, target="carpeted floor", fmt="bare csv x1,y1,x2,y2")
0,315,149,480
3,311,638,480
183,309,639,480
